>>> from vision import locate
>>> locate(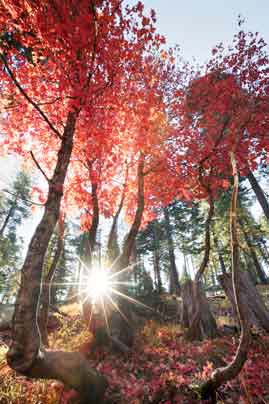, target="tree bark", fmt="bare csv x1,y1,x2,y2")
219,271,269,331
181,280,218,339
241,250,258,284
108,155,145,349
200,152,251,401
153,223,162,293
120,155,145,269
213,232,227,274
84,166,99,268
7,111,107,402
239,218,268,284
163,207,180,295
0,200,16,237
39,233,64,347
107,165,128,264
186,188,217,340
247,170,269,222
